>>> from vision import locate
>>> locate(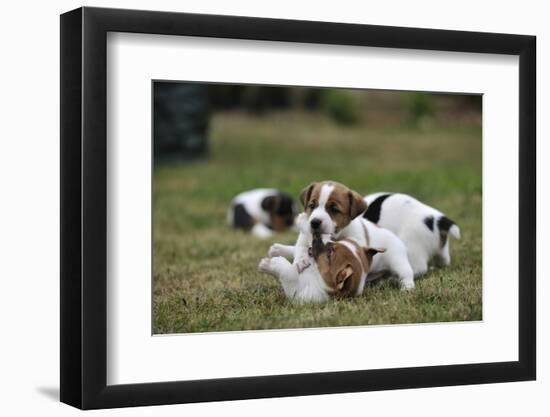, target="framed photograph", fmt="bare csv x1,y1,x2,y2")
60,6,536,409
